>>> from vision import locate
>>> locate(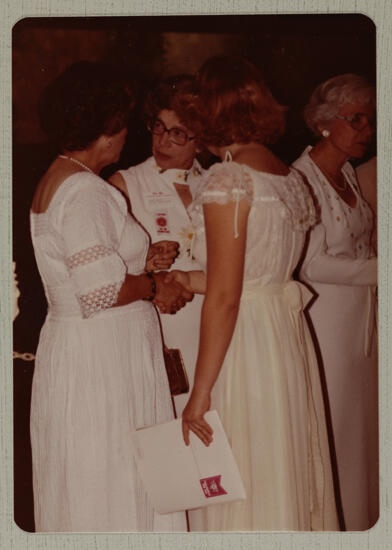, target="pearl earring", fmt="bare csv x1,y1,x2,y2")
322,129,330,138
